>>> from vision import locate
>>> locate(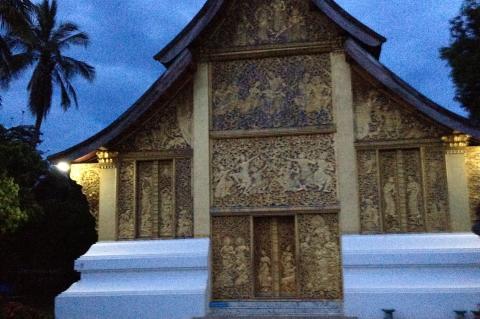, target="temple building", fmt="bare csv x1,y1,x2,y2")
50,0,480,317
